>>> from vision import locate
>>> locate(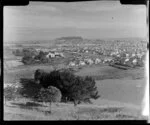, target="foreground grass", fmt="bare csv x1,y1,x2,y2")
4,98,145,120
